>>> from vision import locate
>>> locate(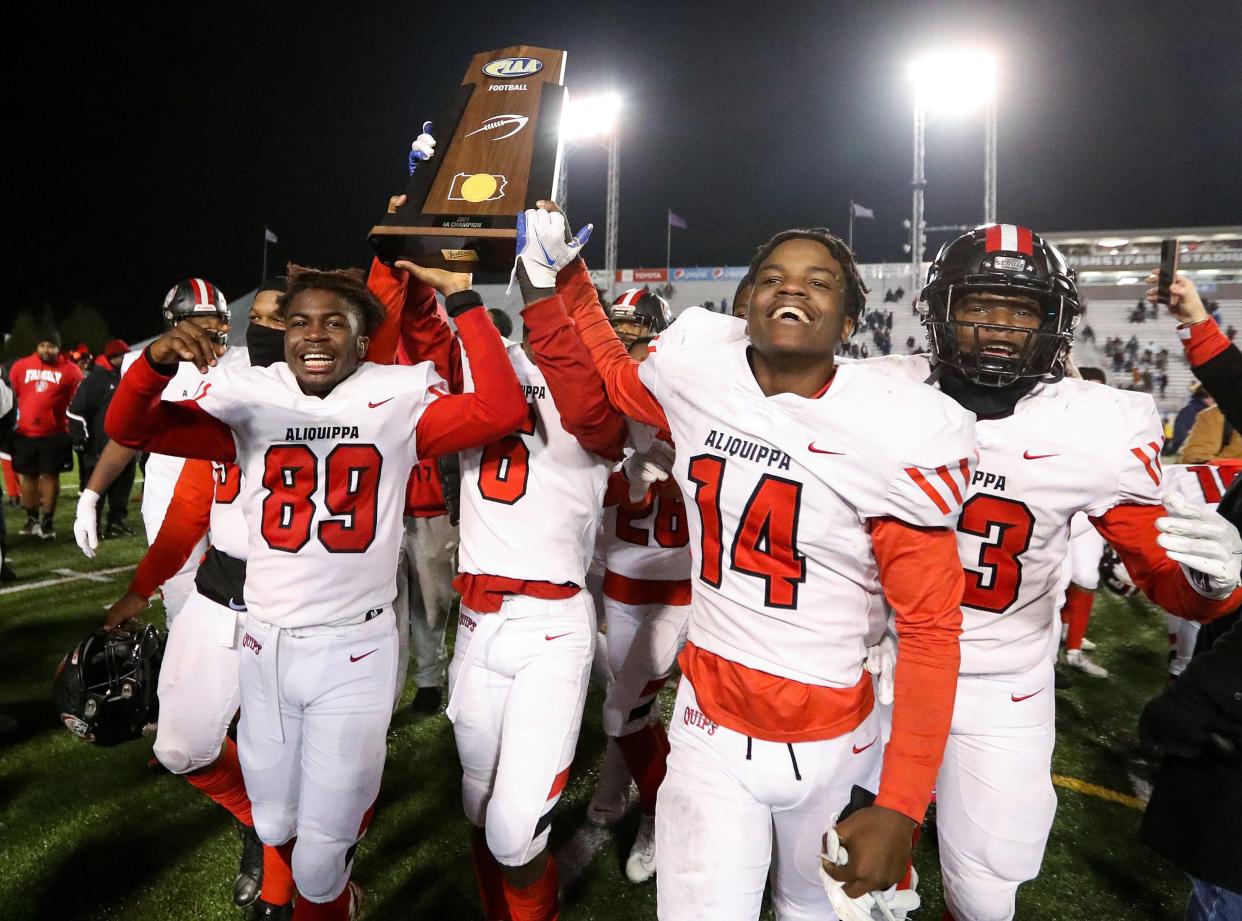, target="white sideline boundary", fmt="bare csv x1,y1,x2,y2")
0,565,136,596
